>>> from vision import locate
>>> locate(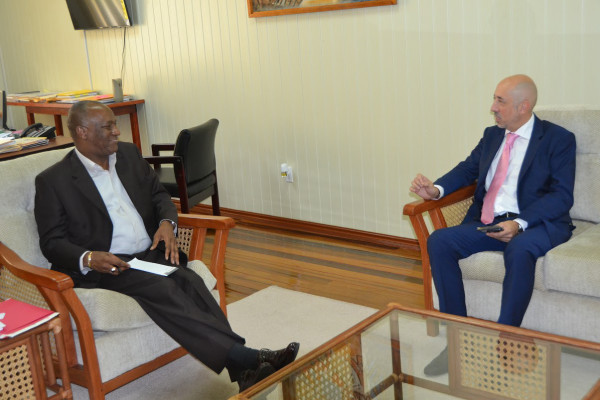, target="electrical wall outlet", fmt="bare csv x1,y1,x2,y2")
280,163,294,183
